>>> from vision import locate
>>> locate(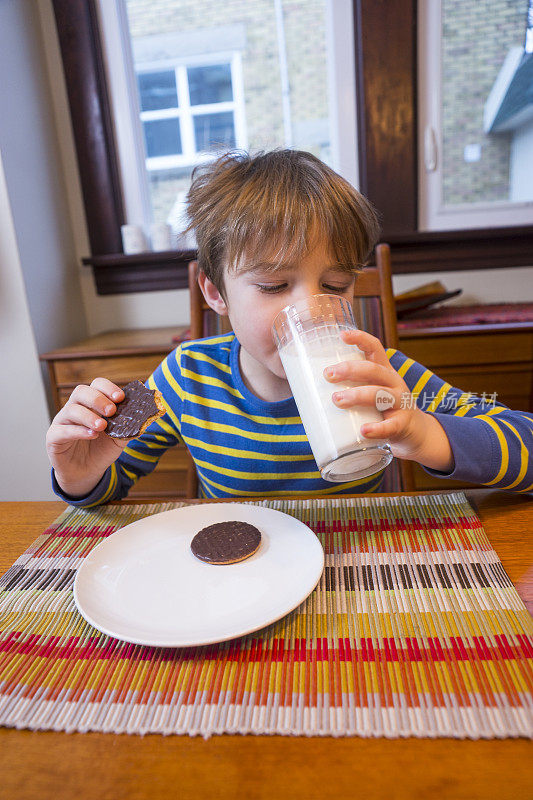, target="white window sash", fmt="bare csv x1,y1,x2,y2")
326,0,358,188
175,65,195,158
231,52,248,151
141,102,236,121
141,109,181,121
95,0,152,225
